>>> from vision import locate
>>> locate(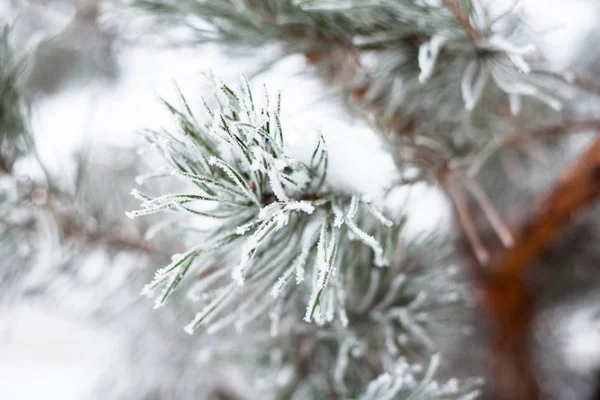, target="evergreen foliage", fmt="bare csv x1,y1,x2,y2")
134,0,573,152
3,1,600,399
126,78,483,397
